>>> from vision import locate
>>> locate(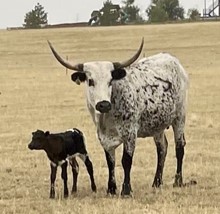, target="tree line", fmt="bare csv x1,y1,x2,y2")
23,0,200,29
